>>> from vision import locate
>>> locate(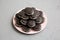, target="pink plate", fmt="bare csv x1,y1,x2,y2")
12,8,47,34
